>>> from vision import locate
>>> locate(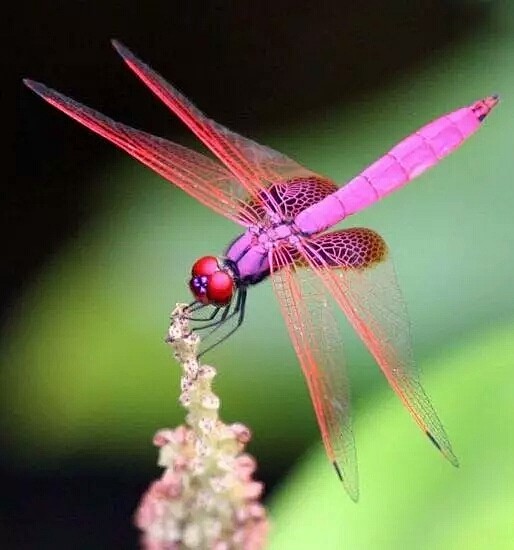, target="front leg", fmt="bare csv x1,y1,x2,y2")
198,289,247,357
184,301,222,322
